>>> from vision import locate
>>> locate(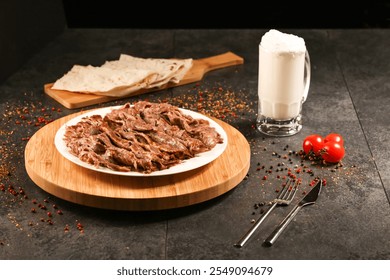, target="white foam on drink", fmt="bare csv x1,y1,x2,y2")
260,29,306,53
